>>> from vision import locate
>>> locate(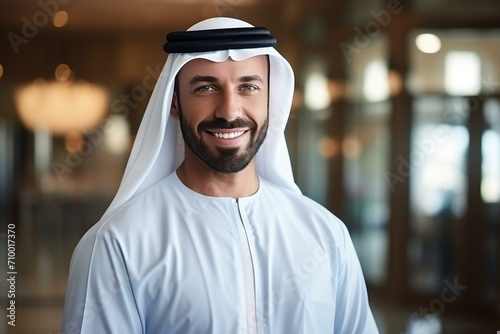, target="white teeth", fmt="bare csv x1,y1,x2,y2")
213,131,245,139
